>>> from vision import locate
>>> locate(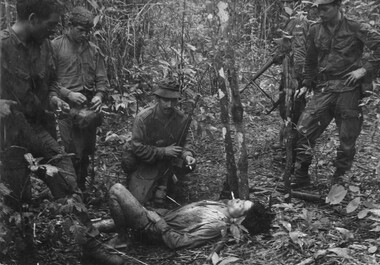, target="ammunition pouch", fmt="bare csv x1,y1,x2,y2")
70,107,102,130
